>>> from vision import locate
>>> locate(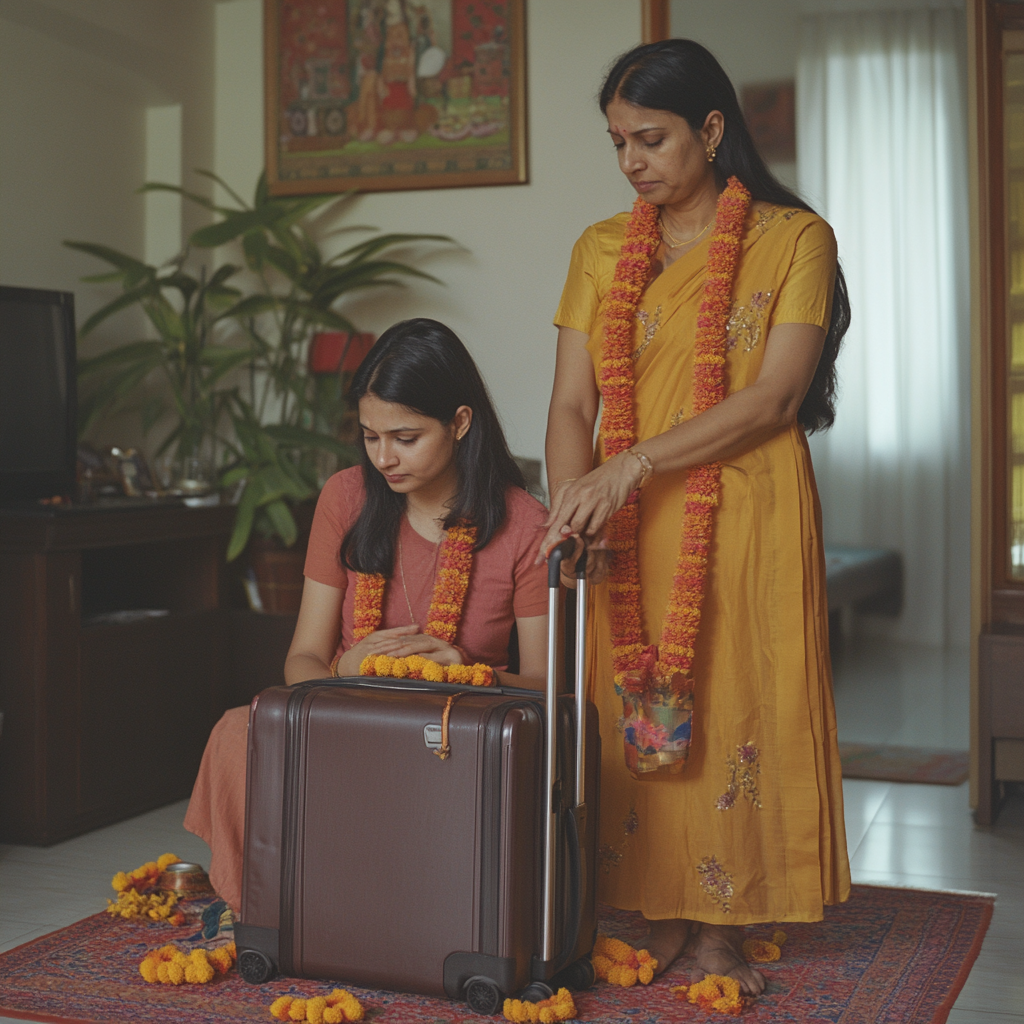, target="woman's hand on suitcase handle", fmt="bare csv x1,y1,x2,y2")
537,459,639,571
557,533,611,587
